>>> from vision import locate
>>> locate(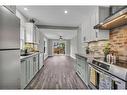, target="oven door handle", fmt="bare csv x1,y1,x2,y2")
115,81,121,84
110,76,122,84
